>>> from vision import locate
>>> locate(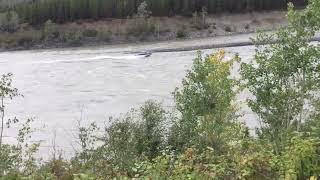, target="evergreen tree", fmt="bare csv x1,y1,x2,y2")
6,0,308,24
